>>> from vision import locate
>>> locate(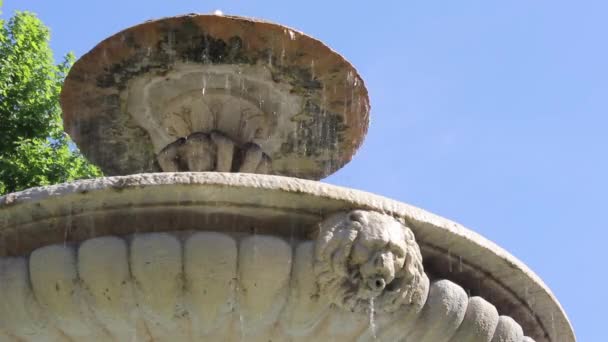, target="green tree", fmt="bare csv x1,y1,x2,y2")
0,10,101,195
